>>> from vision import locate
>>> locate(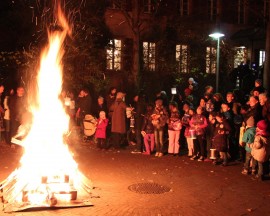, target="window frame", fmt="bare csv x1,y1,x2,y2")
106,39,122,71
206,46,217,74
176,44,189,73
143,42,156,71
